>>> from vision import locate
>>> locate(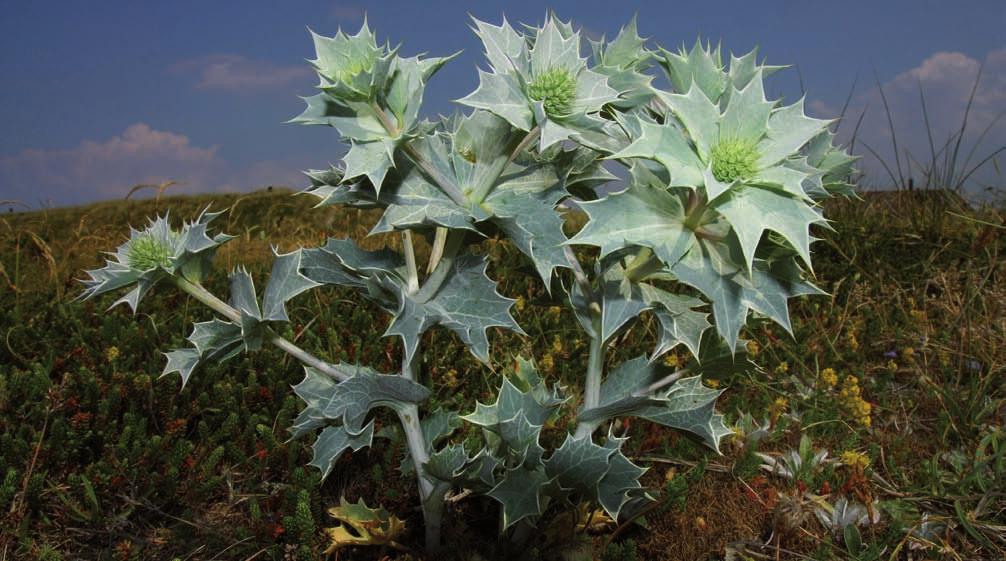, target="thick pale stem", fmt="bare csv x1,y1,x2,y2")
574,312,605,439
402,230,419,295
468,126,540,203
395,403,442,547
367,101,468,207
623,247,662,282
415,231,464,303
427,227,448,274
173,276,350,382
